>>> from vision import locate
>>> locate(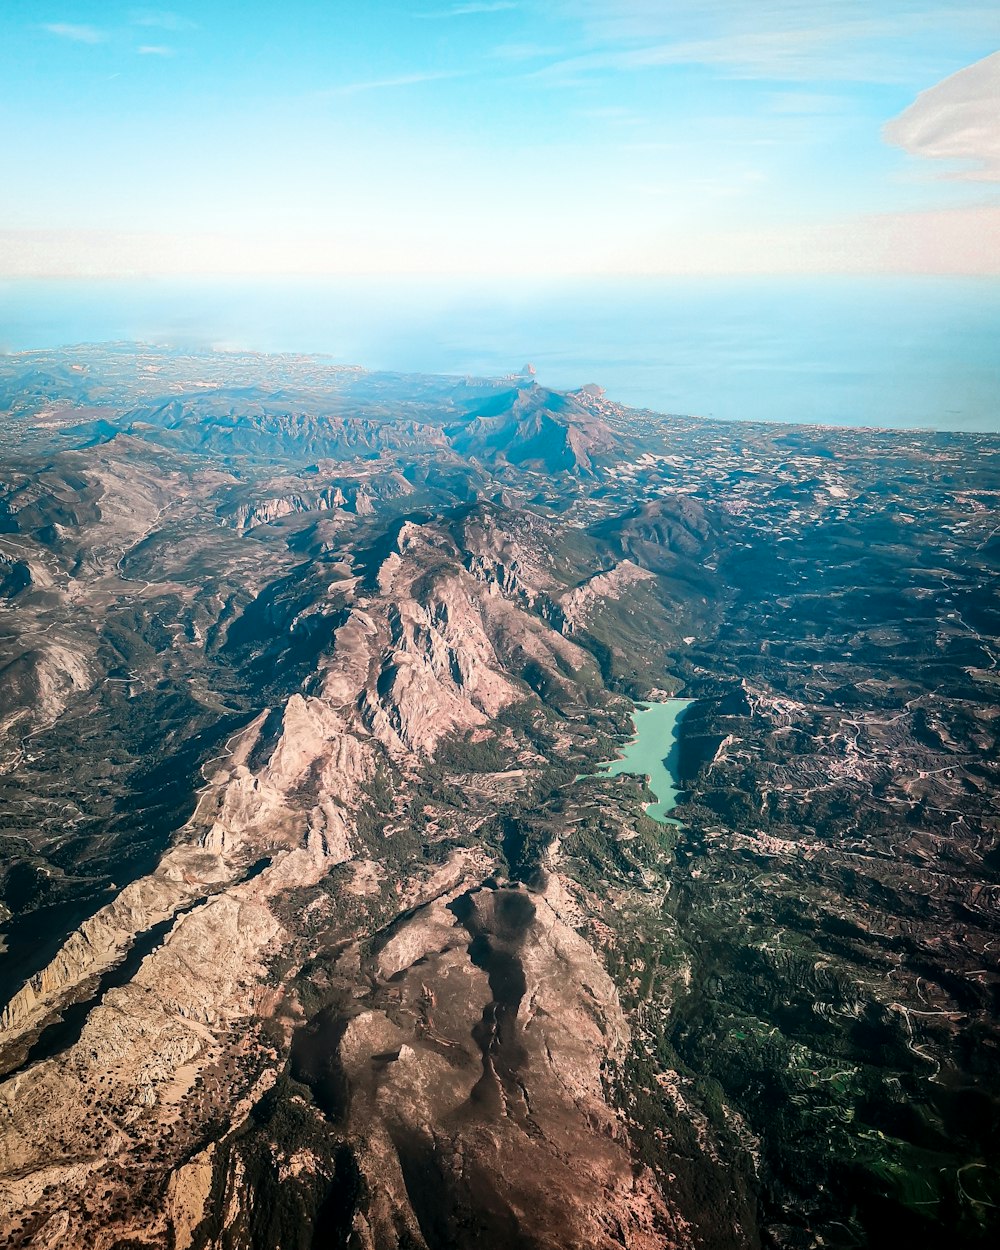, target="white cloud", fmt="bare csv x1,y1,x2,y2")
138,44,175,56
318,70,469,96
43,23,104,44
884,51,1000,180
542,2,1000,82
417,2,518,17
129,9,197,31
